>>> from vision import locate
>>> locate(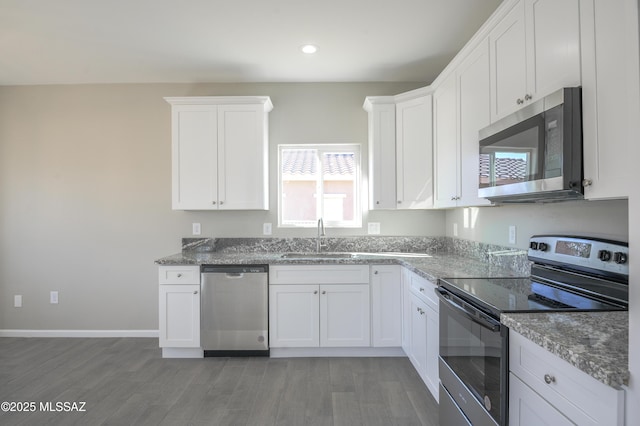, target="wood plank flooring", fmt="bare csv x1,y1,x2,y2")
0,338,438,425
